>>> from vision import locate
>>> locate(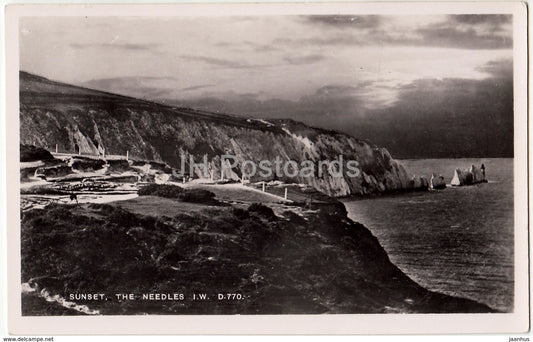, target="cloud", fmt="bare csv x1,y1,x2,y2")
425,15,512,49
314,82,375,97
179,55,275,69
82,76,177,88
283,54,326,65
304,15,382,29
81,76,177,99
70,42,157,51
274,36,362,47
315,85,357,96
216,40,282,53
251,44,282,53
357,72,514,157
283,14,512,50
416,22,512,49
134,87,175,99
476,58,513,79
180,84,215,92
451,14,511,25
